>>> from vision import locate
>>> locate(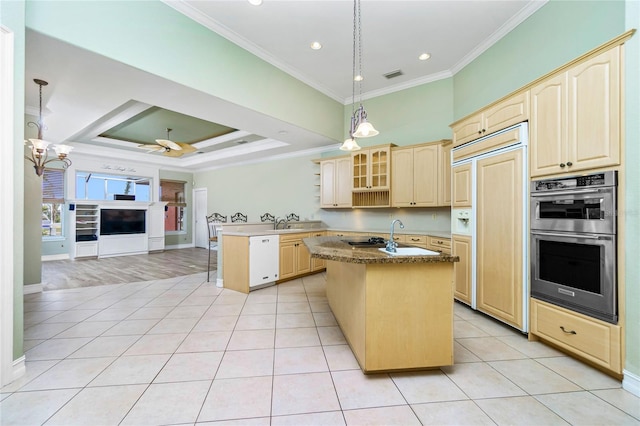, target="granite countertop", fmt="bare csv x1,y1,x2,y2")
303,236,459,265
329,229,452,239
